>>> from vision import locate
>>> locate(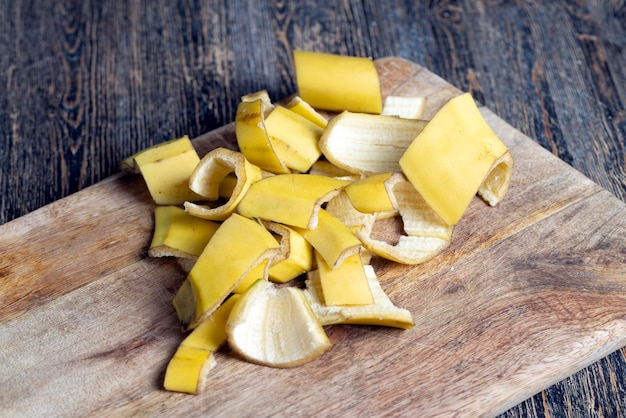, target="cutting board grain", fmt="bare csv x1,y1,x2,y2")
1,58,625,417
